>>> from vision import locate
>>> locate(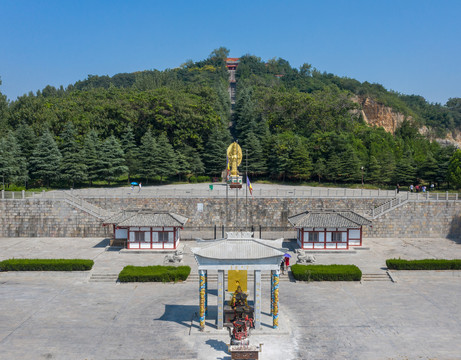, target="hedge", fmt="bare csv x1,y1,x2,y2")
0,259,94,271
291,264,362,281
118,265,191,282
386,258,461,270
